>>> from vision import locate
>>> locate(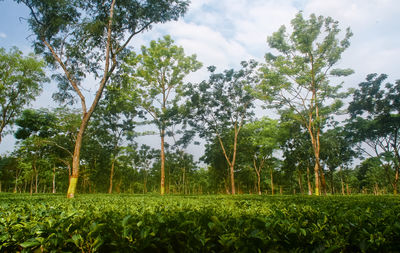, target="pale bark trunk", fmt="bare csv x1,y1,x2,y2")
52,166,56,194
394,165,399,195
298,170,304,194
270,167,274,195
33,163,38,194
67,124,86,198
330,169,334,194
108,159,115,194
30,173,33,195
307,166,312,195
314,162,319,196
340,167,345,195
160,128,165,195
230,126,239,195
14,168,20,193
